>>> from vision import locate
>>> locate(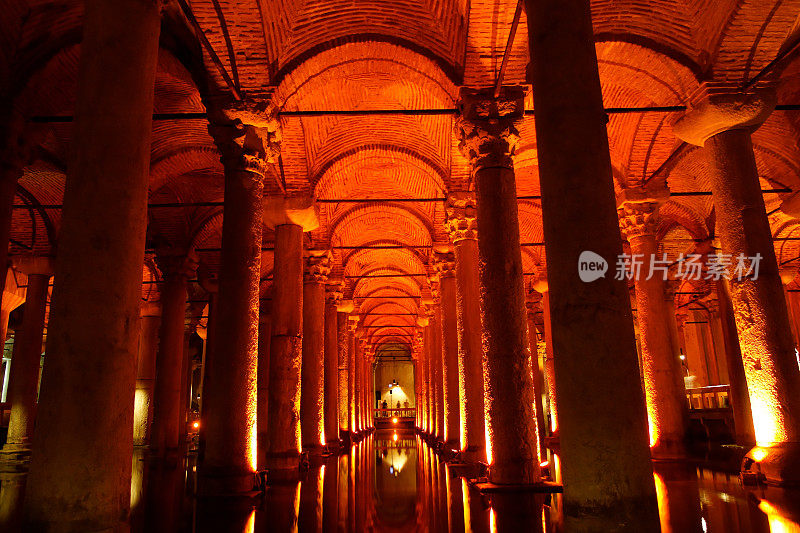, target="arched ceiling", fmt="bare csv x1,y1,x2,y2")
4,0,800,354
